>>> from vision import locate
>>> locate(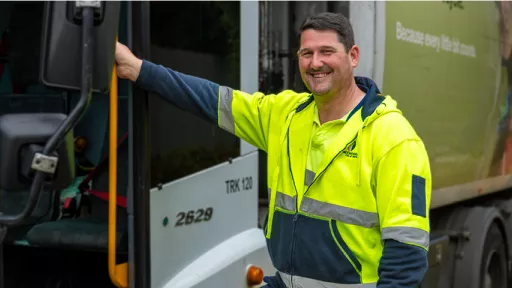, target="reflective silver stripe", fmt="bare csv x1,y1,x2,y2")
382,226,430,249
301,197,379,228
274,191,296,211
278,272,376,288
218,86,234,133
304,169,315,186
